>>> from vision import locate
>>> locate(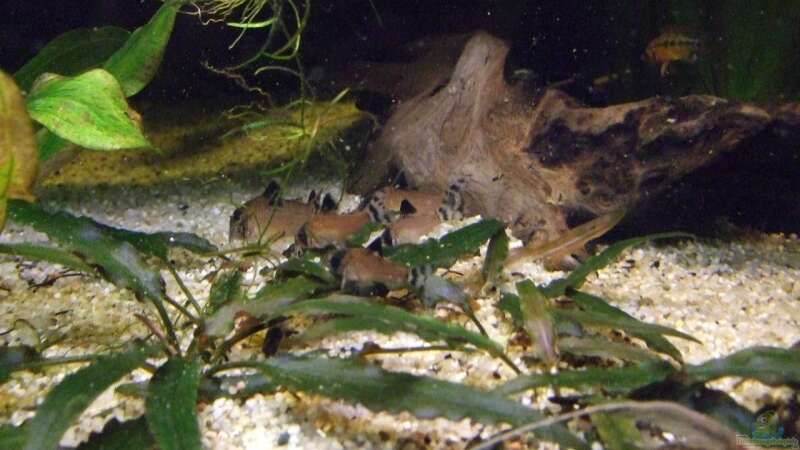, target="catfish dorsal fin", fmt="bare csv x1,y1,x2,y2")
399,199,417,215
318,193,338,213
392,170,409,189
262,181,282,205
366,236,384,256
